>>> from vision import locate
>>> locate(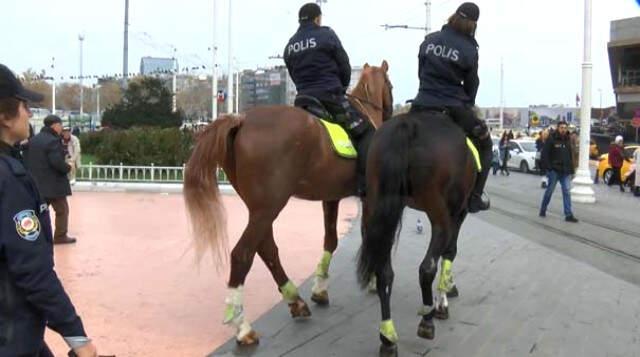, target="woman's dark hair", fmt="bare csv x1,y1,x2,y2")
0,97,21,121
448,13,477,37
